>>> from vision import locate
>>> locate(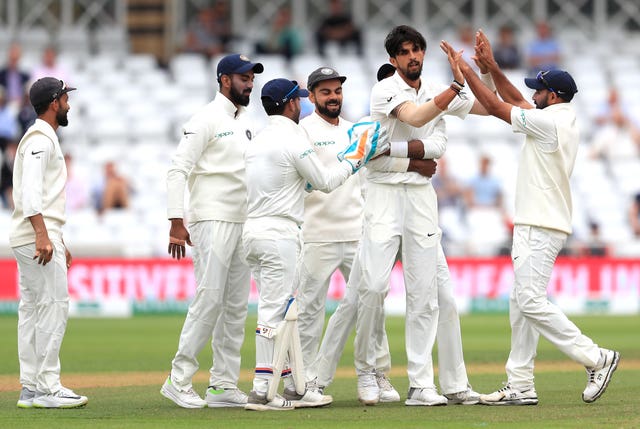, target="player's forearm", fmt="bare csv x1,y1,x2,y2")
396,99,443,127
485,63,526,106
28,213,48,236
